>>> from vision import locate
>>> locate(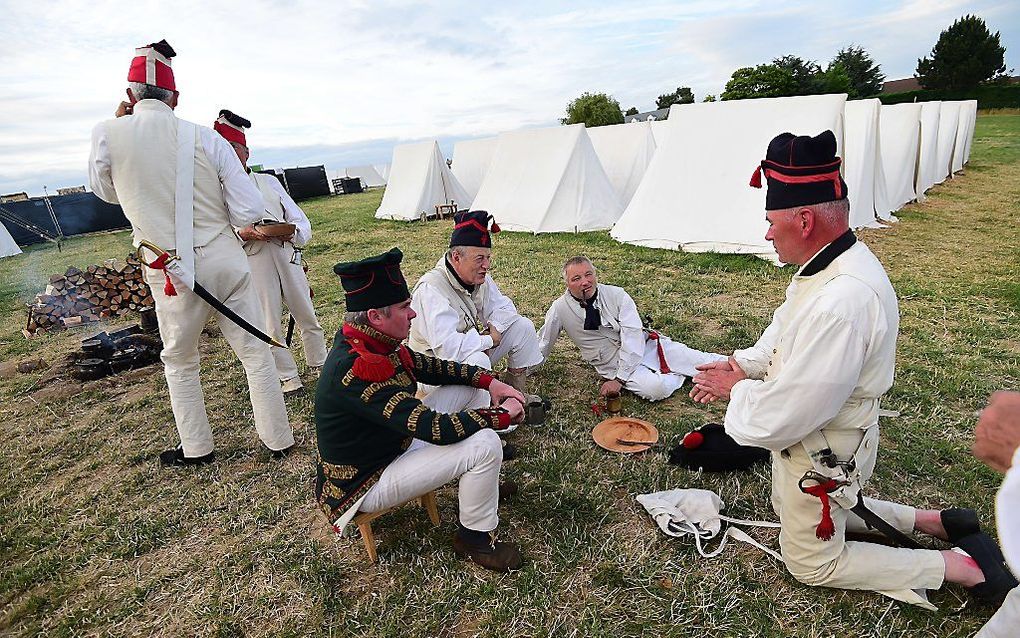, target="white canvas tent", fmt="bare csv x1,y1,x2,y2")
650,119,672,147
952,100,978,173
877,103,922,215
612,94,847,263
934,101,961,184
586,121,657,206
960,100,978,165
374,163,391,181
375,141,469,221
471,124,622,233
916,101,942,199
842,99,887,229
345,165,387,187
0,223,22,258
451,137,498,201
